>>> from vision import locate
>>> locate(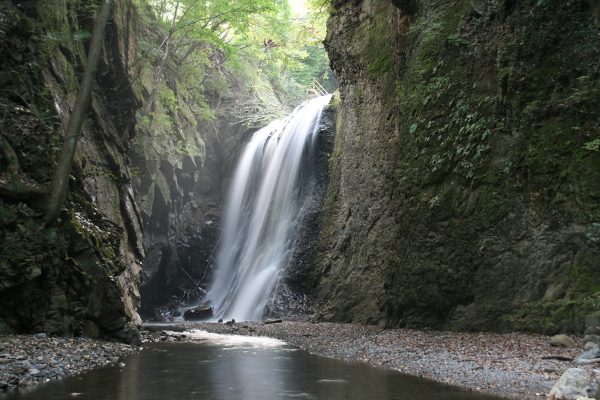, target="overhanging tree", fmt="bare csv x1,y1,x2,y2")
139,0,288,119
